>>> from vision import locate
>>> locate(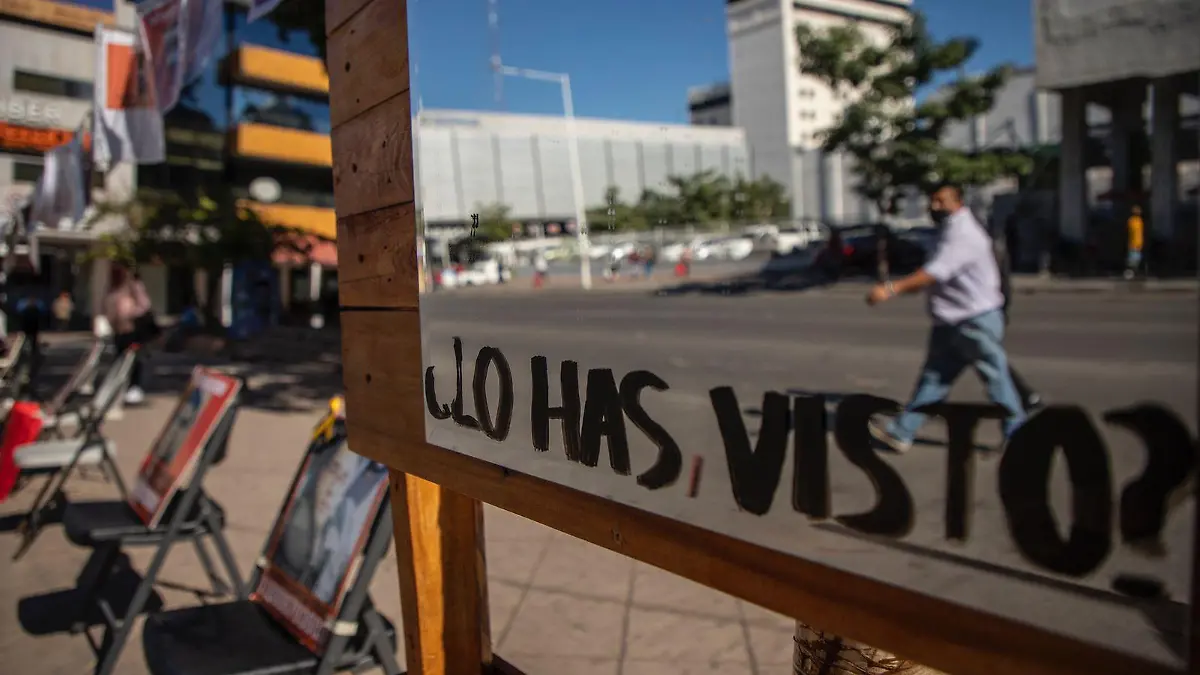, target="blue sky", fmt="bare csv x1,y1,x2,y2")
62,0,1034,124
